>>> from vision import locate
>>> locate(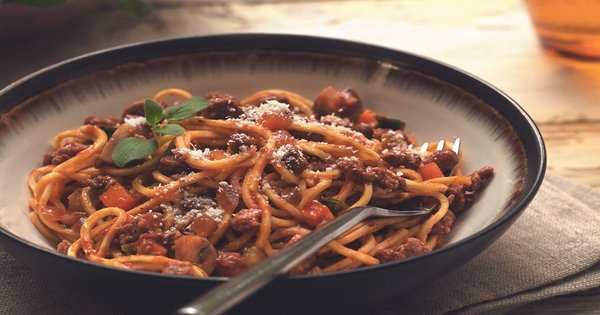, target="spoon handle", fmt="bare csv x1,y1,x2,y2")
175,206,372,315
